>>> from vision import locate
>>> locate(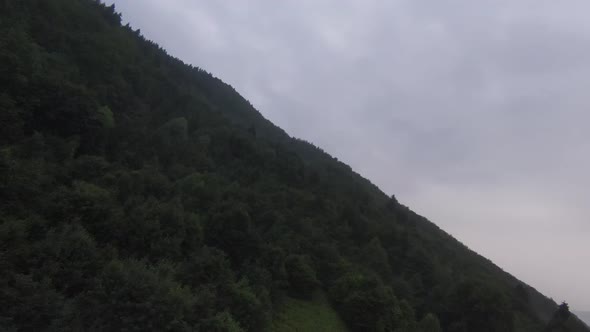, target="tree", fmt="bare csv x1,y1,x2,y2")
201,311,244,332
73,259,196,331
418,313,442,332
329,272,405,331
545,302,571,332
285,255,320,299
360,237,392,280
448,280,514,332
